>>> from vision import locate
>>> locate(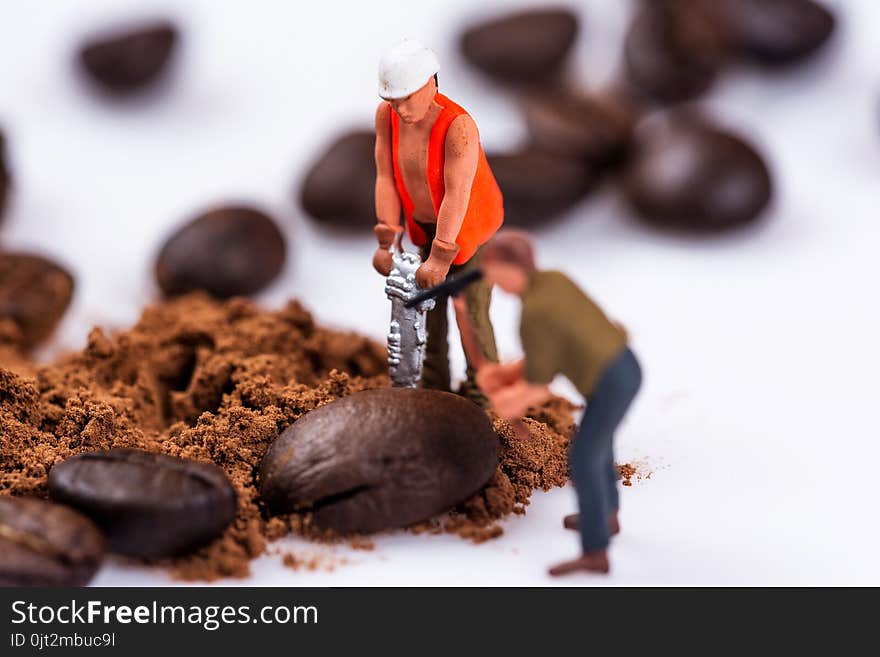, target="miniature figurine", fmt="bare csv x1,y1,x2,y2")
373,38,504,403
474,231,642,576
